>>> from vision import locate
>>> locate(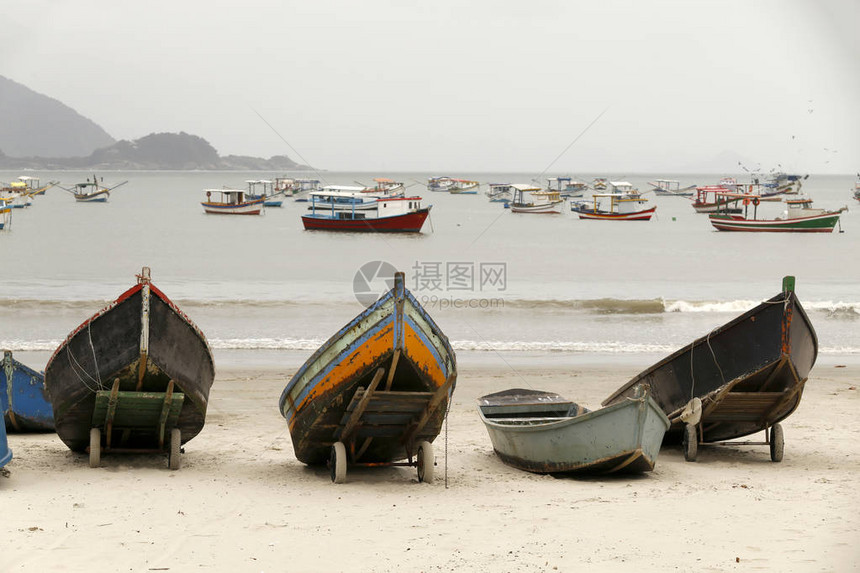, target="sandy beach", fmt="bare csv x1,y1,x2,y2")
2,356,858,572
